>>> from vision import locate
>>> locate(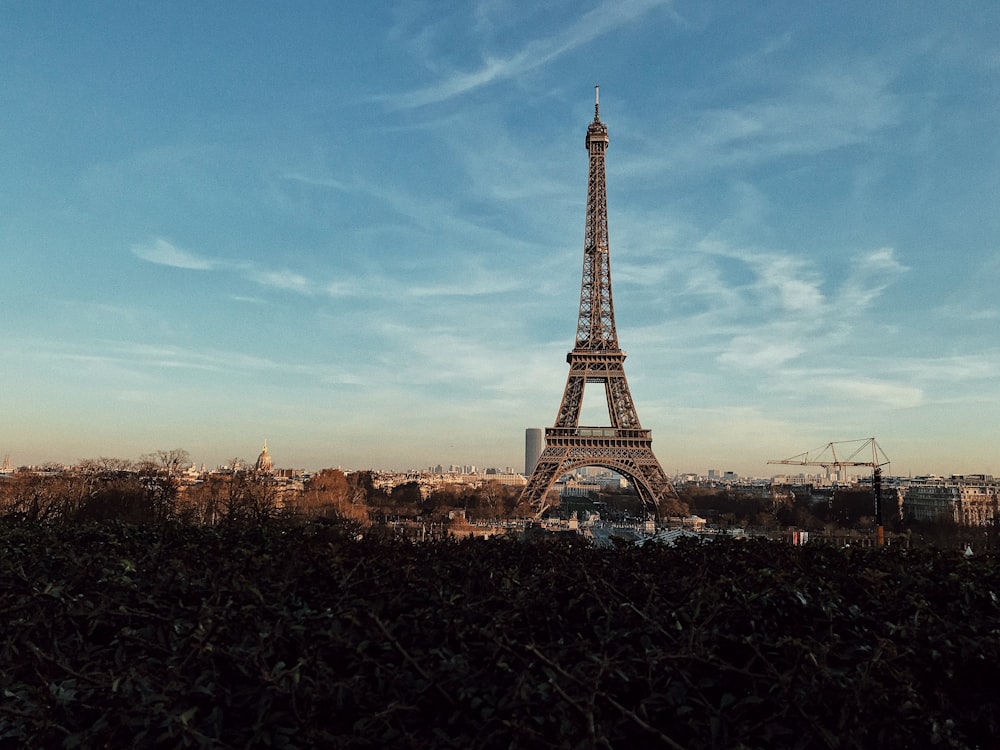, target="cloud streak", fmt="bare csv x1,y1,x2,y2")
132,237,331,297
380,0,676,109
18,337,370,388
131,238,216,270
619,58,902,182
